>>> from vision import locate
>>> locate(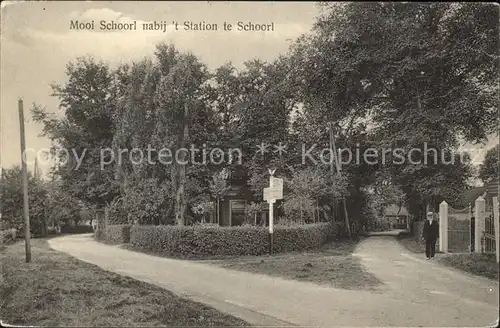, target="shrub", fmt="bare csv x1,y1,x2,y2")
411,221,425,241
0,228,17,244
60,225,94,234
129,222,341,258
101,224,132,244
